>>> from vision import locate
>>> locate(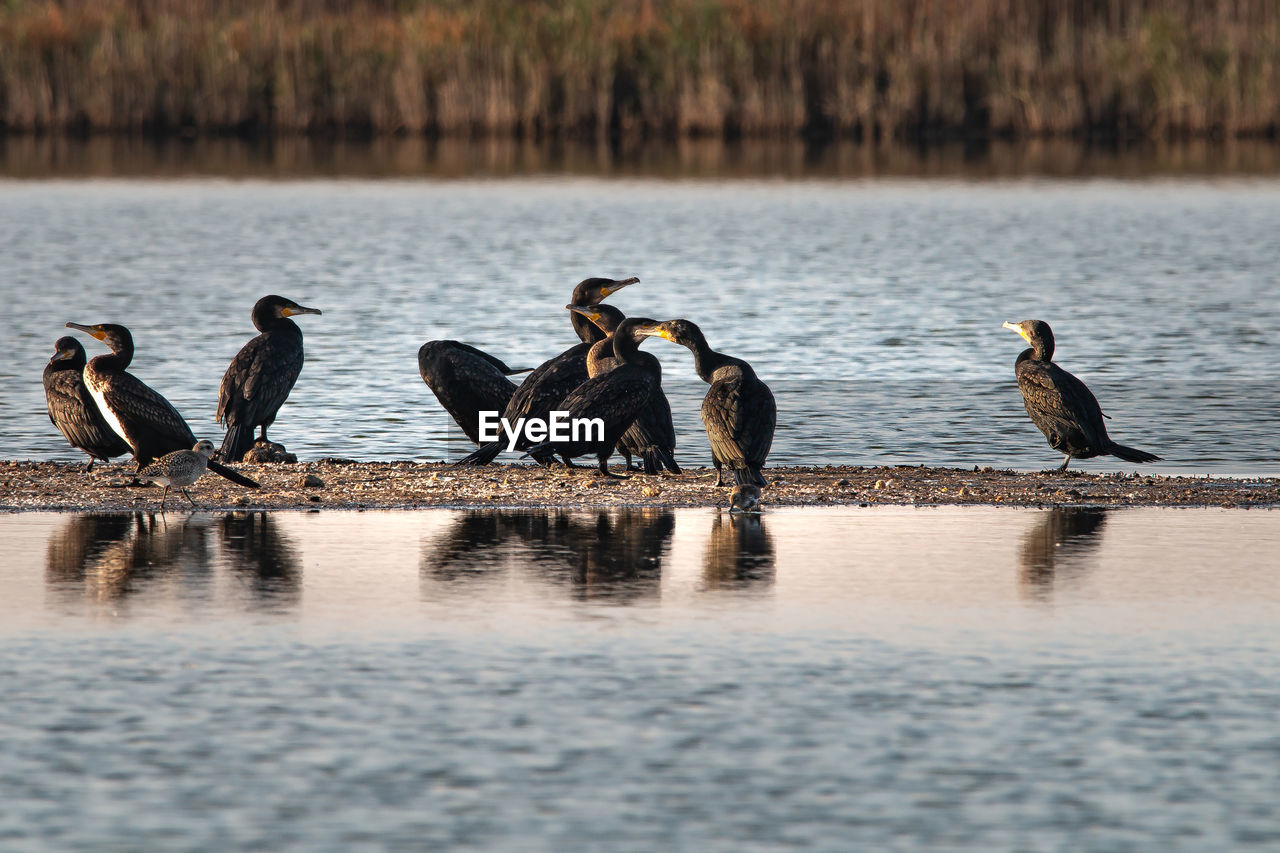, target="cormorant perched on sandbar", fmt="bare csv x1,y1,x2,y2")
575,303,680,475
526,315,662,478
139,439,217,511
217,295,322,462
1003,319,1160,472
43,336,131,471
418,341,531,446
65,322,259,489
640,319,775,486
457,275,638,466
